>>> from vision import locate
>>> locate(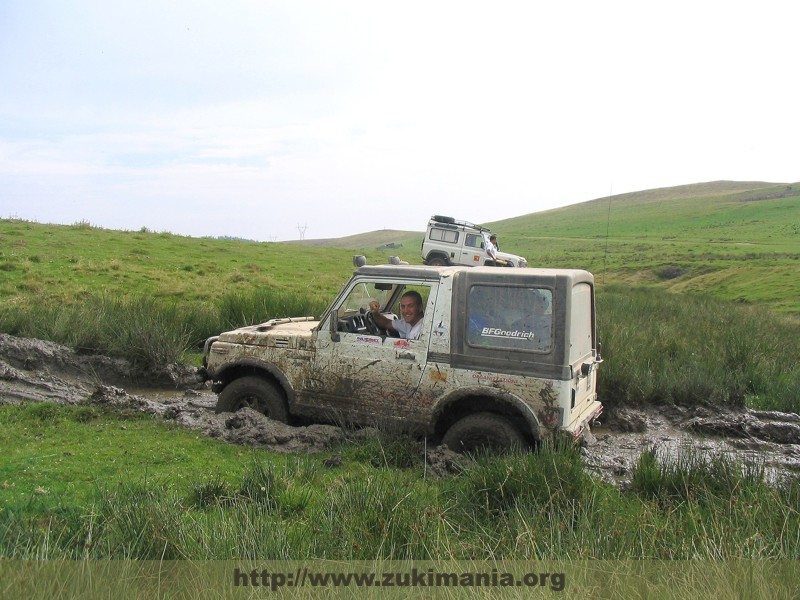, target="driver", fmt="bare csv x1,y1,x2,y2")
368,291,424,340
